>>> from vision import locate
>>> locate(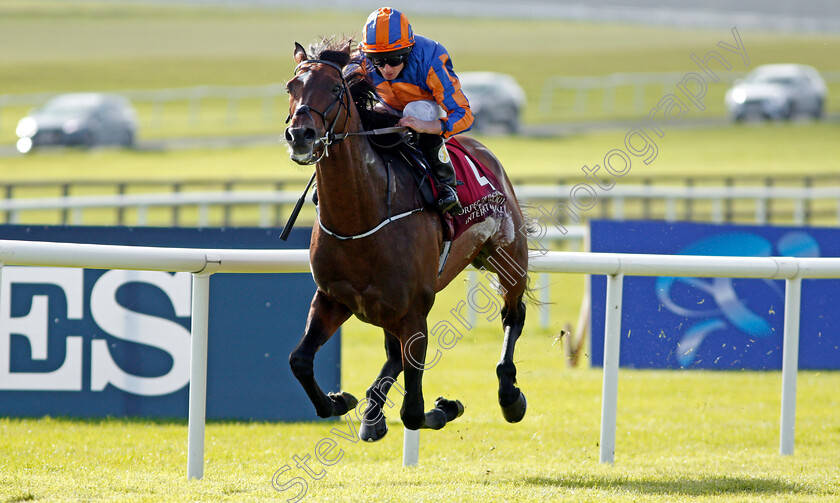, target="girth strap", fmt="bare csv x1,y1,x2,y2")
317,207,424,241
